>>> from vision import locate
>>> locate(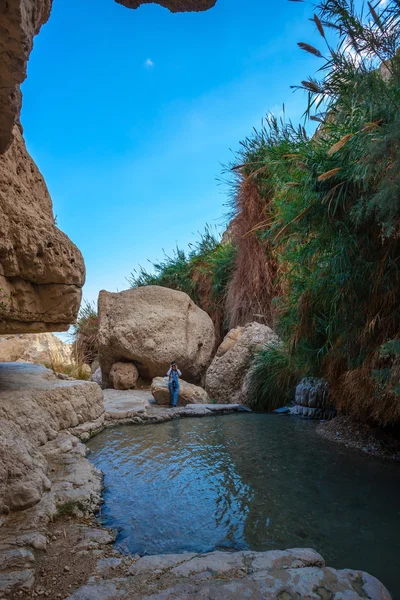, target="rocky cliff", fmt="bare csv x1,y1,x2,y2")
0,0,216,334
0,125,85,333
